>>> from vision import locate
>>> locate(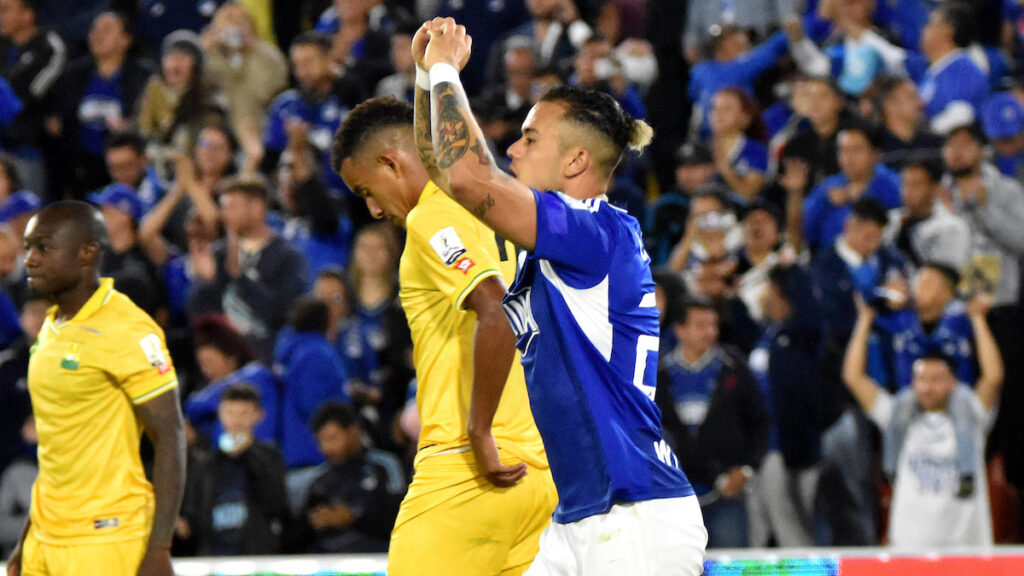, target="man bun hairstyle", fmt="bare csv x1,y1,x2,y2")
539,85,652,173
331,96,414,173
